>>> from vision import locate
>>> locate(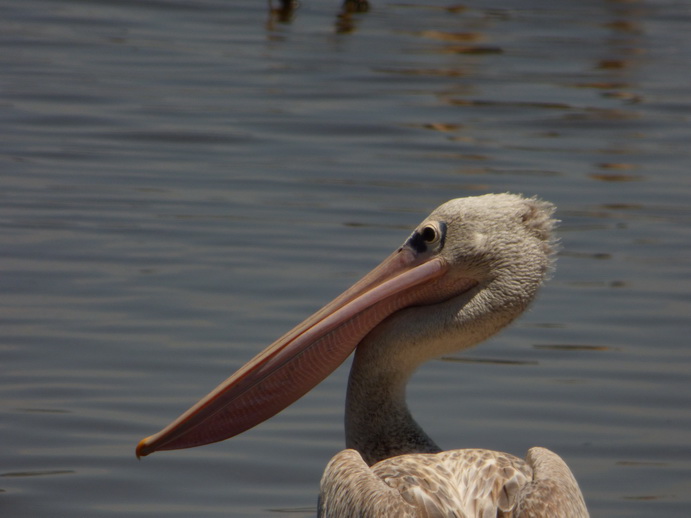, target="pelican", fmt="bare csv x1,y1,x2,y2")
137,193,589,517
